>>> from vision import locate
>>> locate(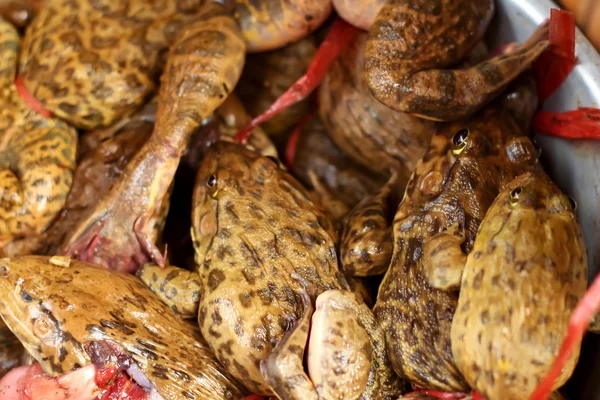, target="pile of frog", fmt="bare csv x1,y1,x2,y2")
0,1,590,400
